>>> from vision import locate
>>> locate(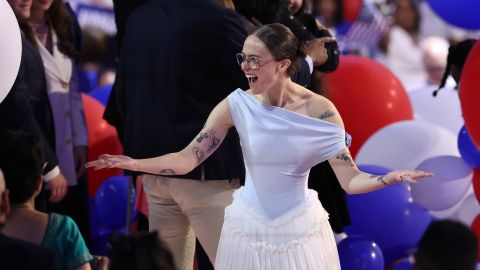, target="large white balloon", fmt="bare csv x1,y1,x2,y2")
412,155,472,211
409,85,463,135
429,186,473,220
355,120,459,170
455,193,480,227
0,1,22,104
